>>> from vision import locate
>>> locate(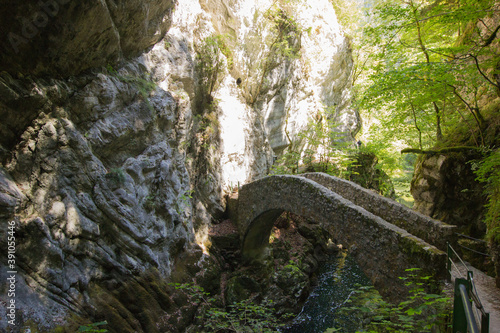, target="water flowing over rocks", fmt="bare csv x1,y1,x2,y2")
0,0,359,331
